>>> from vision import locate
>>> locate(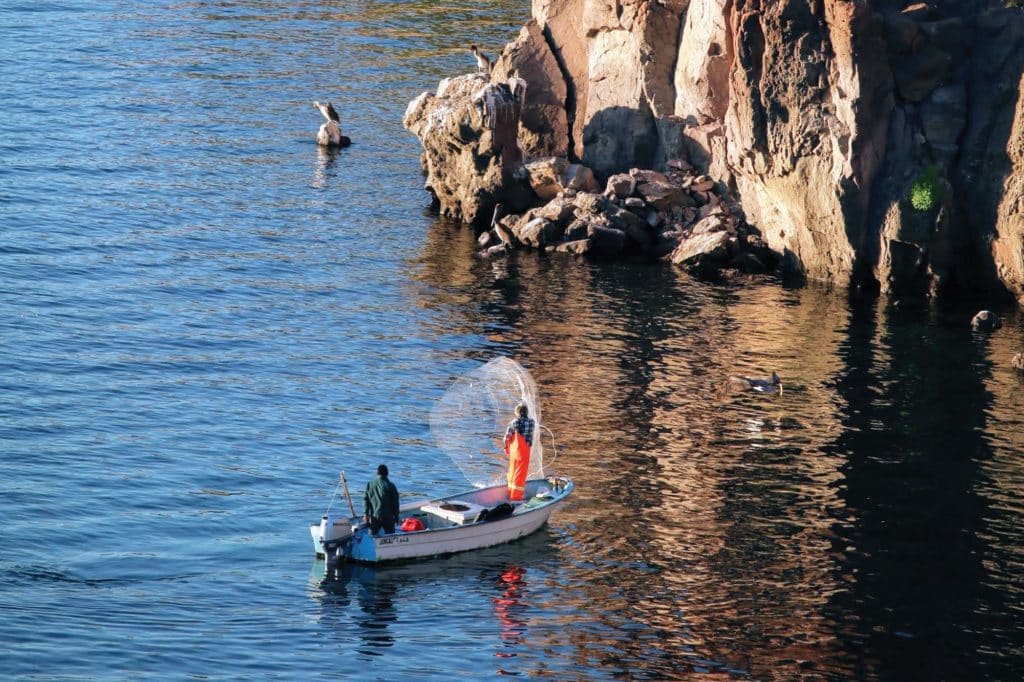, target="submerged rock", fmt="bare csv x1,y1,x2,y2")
970,310,1002,332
